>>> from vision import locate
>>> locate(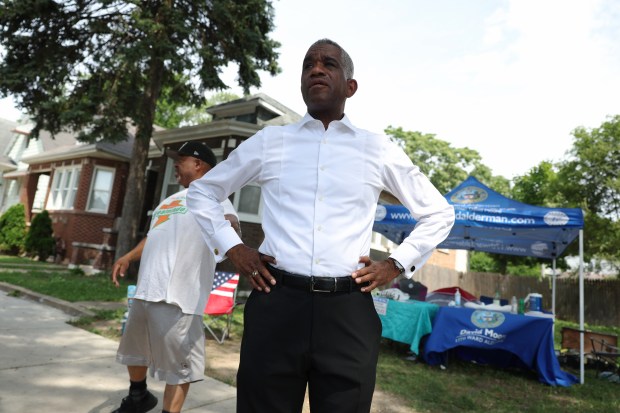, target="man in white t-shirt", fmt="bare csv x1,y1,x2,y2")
110,141,239,413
